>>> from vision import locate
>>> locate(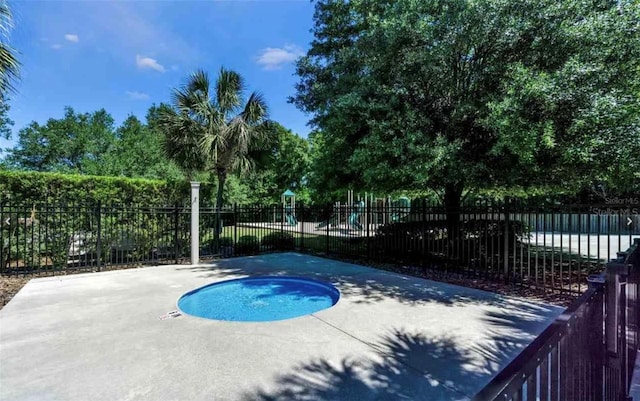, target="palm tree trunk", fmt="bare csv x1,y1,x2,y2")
215,169,226,251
